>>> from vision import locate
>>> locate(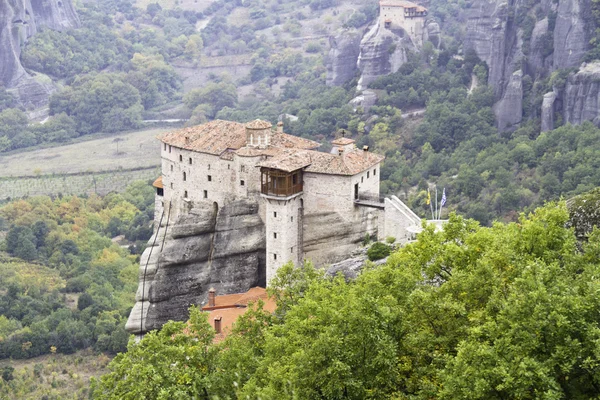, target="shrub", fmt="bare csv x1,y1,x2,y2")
367,242,391,261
